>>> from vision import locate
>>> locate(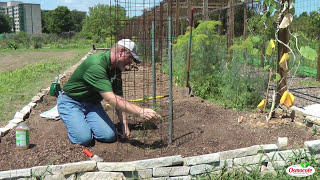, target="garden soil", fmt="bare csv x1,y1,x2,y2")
1,60,320,171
